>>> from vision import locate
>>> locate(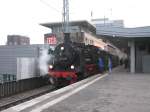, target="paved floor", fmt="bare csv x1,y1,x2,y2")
42,66,150,112
3,66,150,112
